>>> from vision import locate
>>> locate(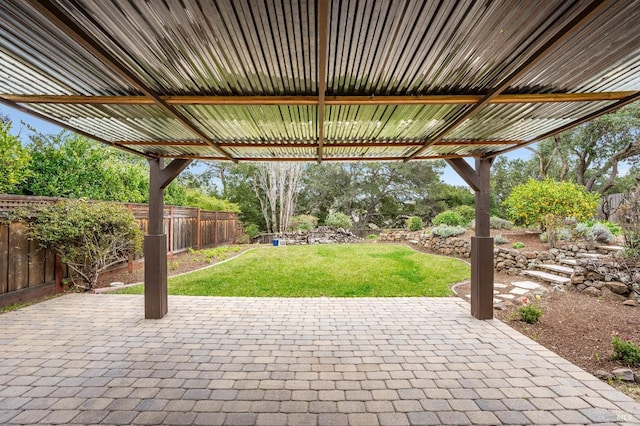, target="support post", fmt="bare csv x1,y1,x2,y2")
145,158,192,319
446,158,494,319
